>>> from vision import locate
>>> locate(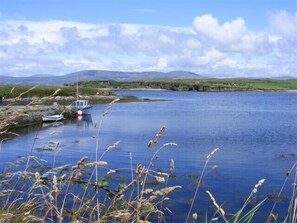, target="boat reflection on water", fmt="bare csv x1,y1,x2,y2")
41,115,93,129
42,121,64,128
75,115,93,128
